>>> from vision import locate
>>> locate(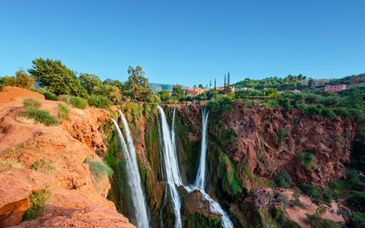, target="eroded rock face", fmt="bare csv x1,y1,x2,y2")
176,103,357,188
0,168,52,227
0,89,133,227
